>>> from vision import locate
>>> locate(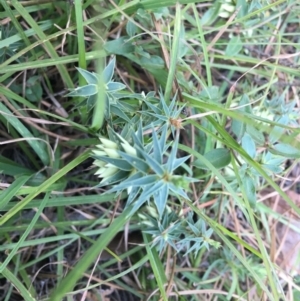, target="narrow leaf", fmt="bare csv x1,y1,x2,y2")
243,175,256,209
76,68,99,84
118,151,149,173
155,184,168,218
94,156,132,171
103,57,115,83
